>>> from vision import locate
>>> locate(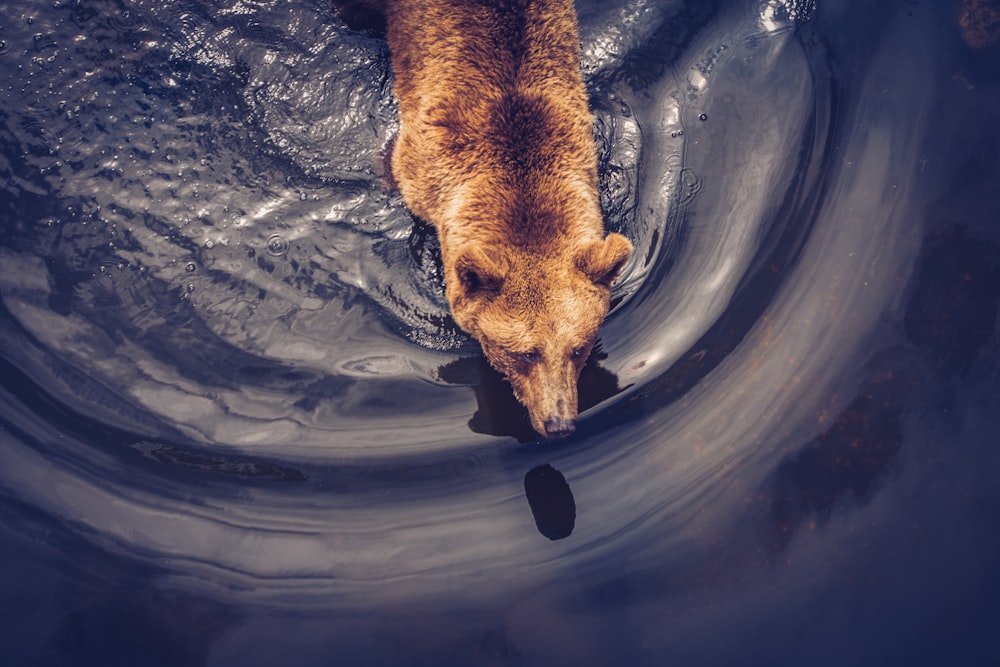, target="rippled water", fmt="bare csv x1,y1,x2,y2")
2,0,999,664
